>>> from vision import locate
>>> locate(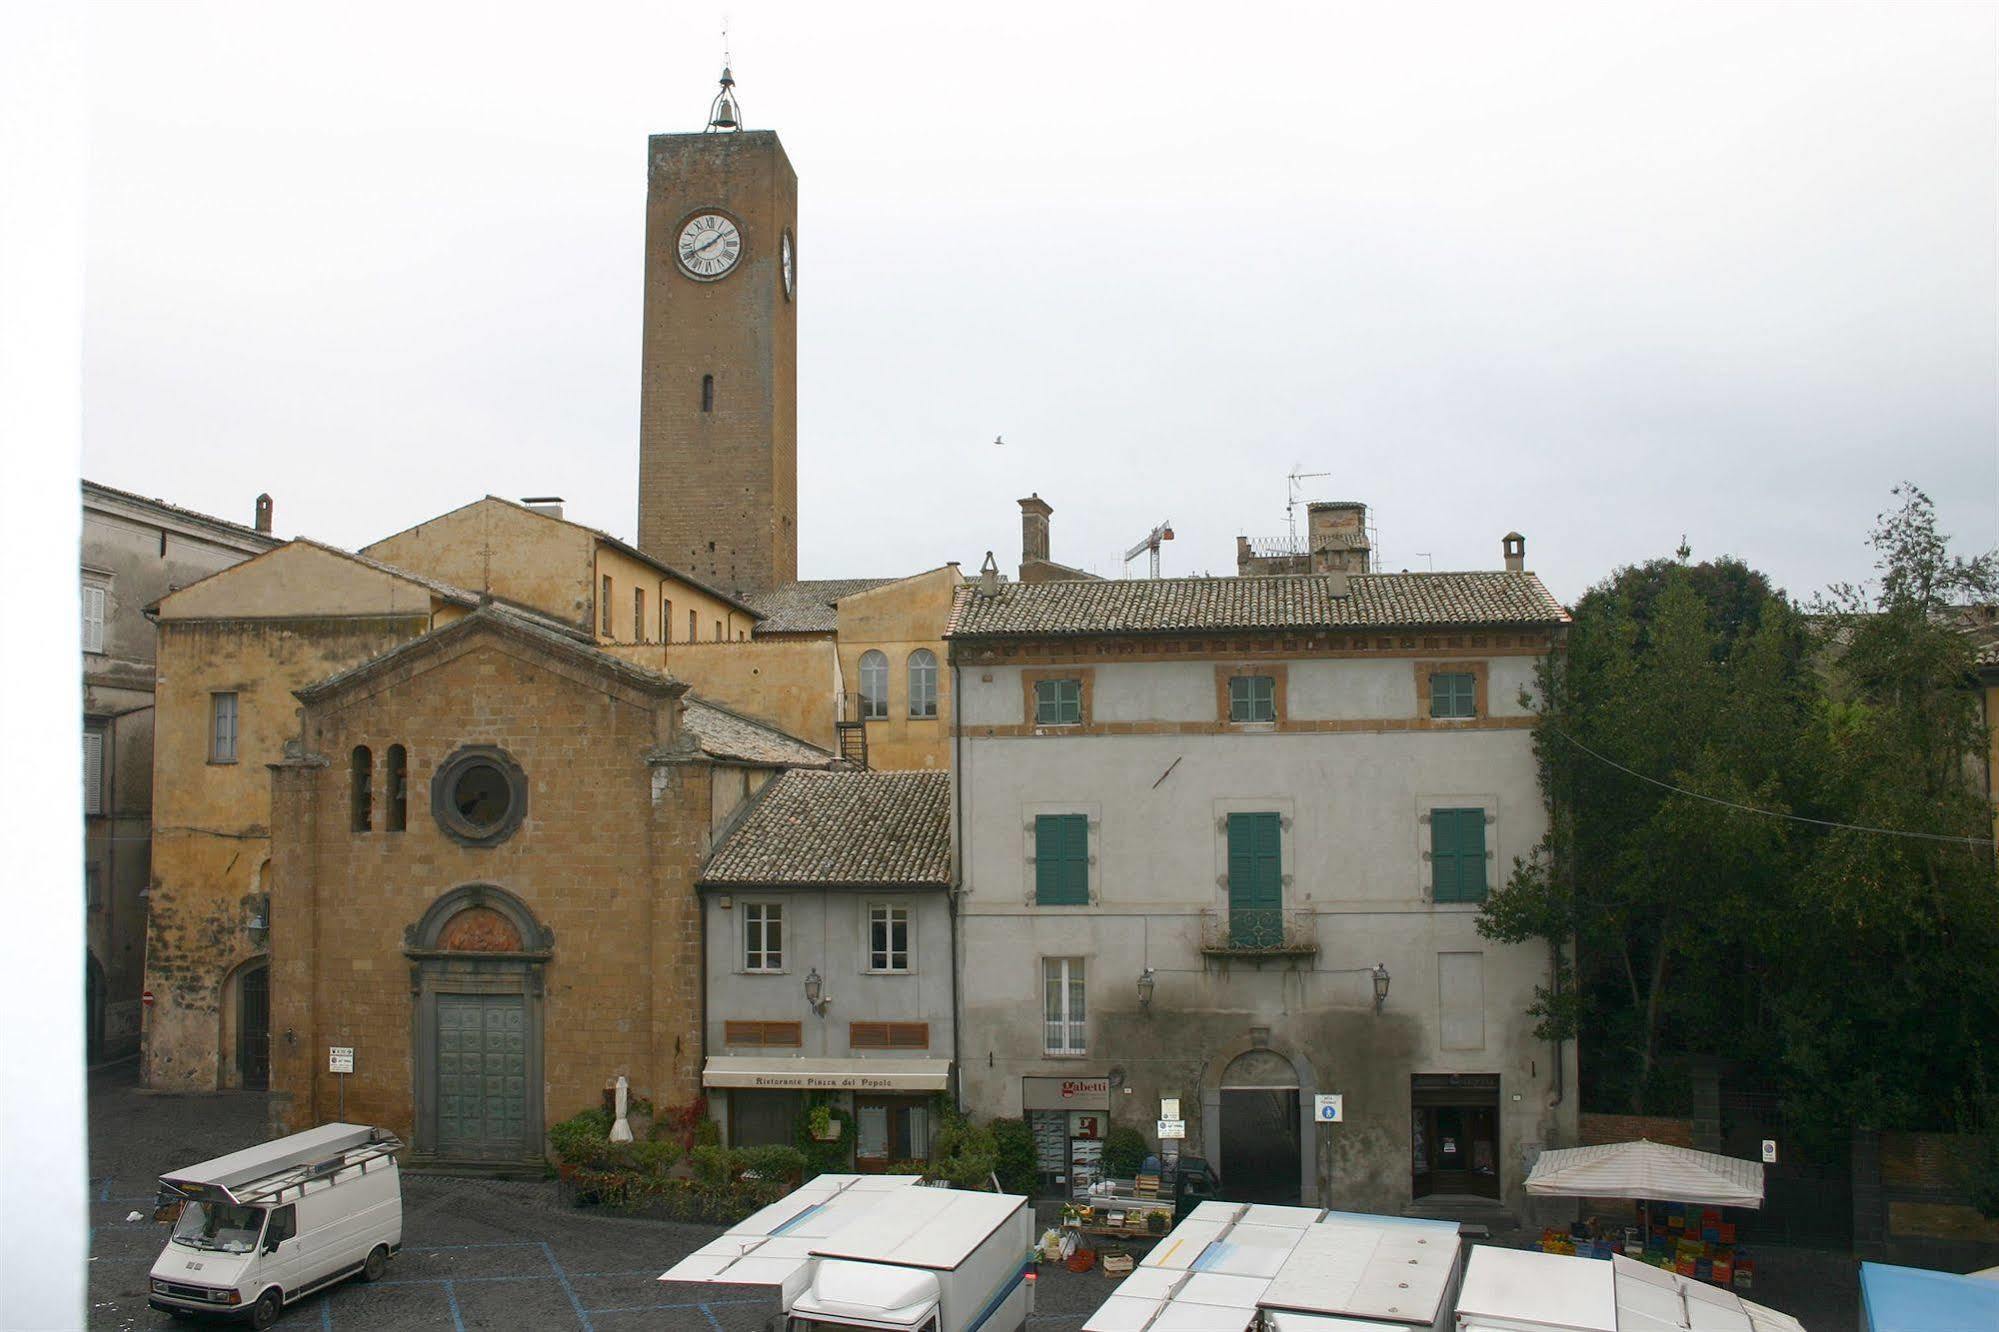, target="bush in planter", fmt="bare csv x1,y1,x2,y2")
795,1099,856,1175
989,1118,1037,1196
929,1119,999,1190
1101,1124,1148,1180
